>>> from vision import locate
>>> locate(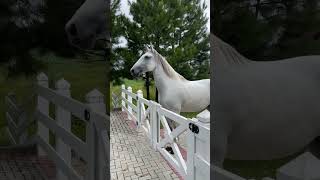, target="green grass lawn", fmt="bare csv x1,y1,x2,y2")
111,78,198,118
0,52,107,145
